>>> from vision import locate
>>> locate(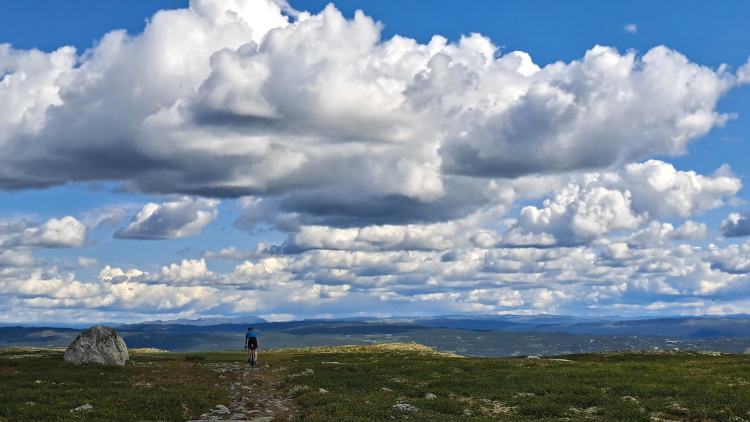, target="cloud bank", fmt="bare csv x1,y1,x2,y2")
1,1,745,222
1,0,749,323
